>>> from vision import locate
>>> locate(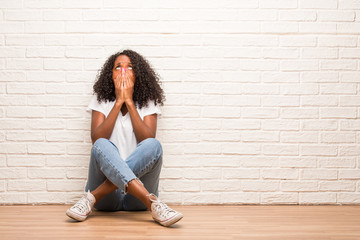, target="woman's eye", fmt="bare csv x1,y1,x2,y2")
128,66,132,70
115,66,121,70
